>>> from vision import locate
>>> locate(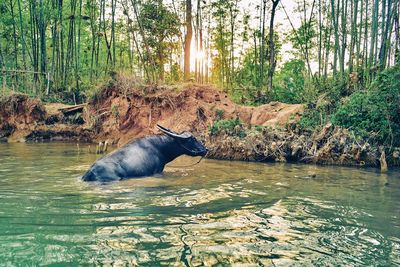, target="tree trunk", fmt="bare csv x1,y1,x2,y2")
199,0,204,84
318,0,322,77
395,3,400,64
131,0,155,81
349,0,358,73
379,0,392,69
369,0,379,72
260,0,266,88
17,0,27,71
356,0,363,73
331,0,339,75
340,0,348,78
10,0,18,70
303,0,315,80
267,0,280,92
111,0,116,68
184,0,192,81
230,1,238,85
39,0,46,76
